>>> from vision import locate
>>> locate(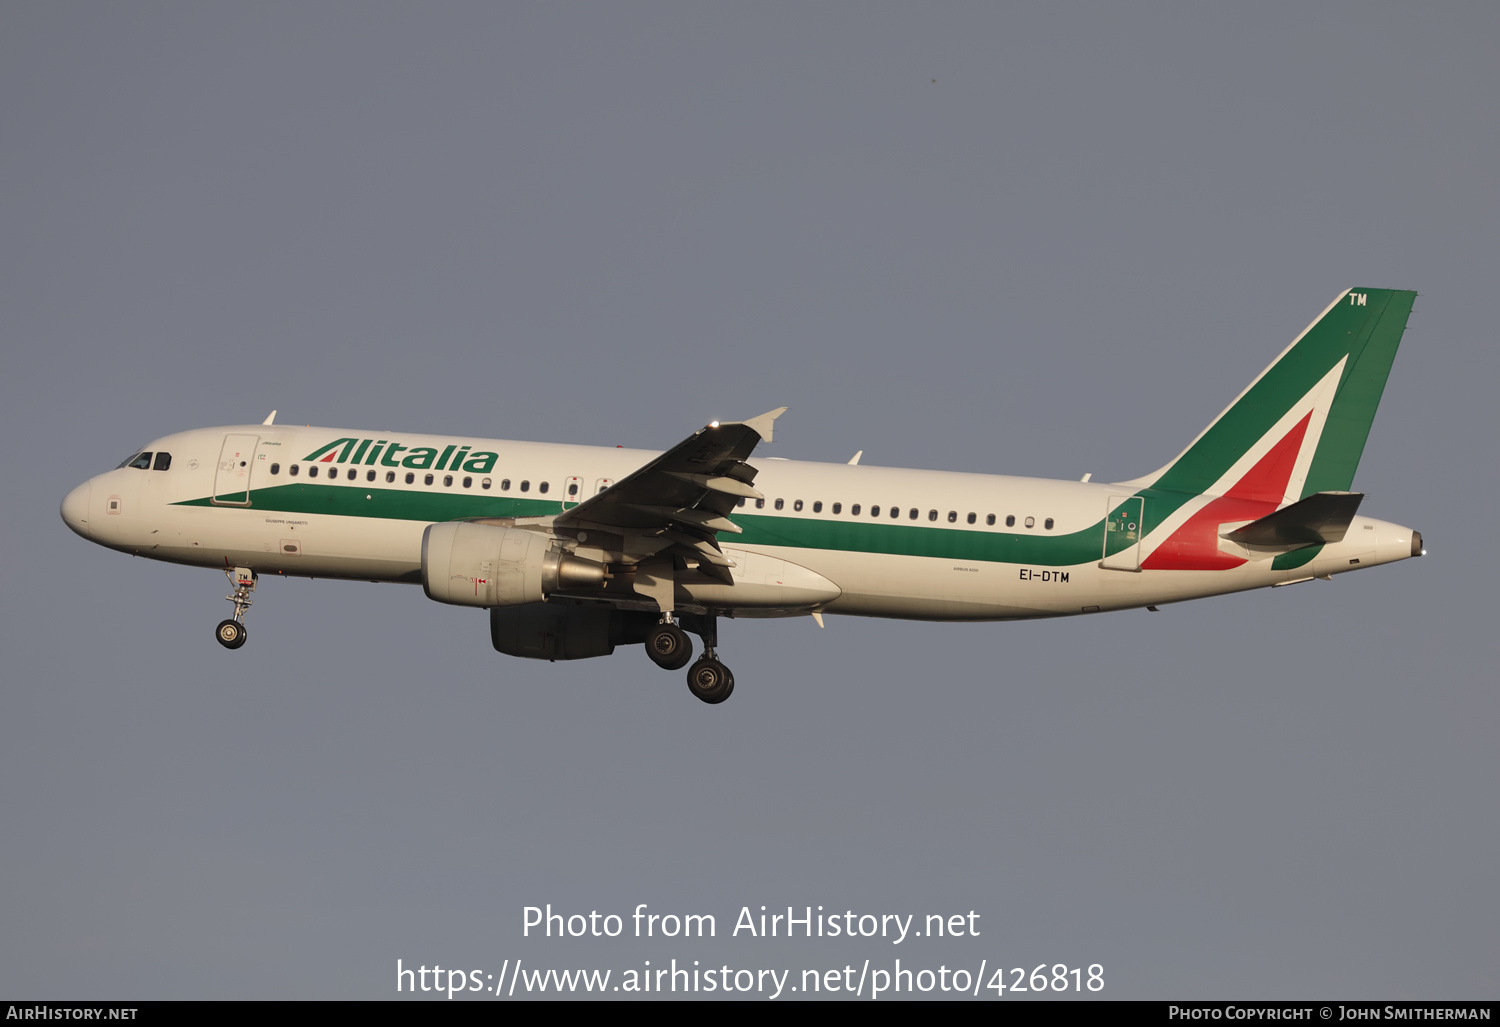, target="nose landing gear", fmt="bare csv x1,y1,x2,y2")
215,566,256,650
